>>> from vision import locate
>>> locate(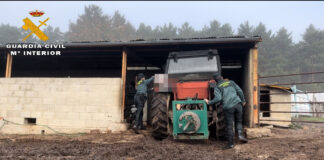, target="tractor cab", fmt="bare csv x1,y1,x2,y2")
166,50,220,100
154,49,221,95
166,49,221,81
